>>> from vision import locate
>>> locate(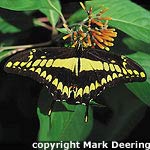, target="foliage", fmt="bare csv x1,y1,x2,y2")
69,0,150,44
0,0,149,142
